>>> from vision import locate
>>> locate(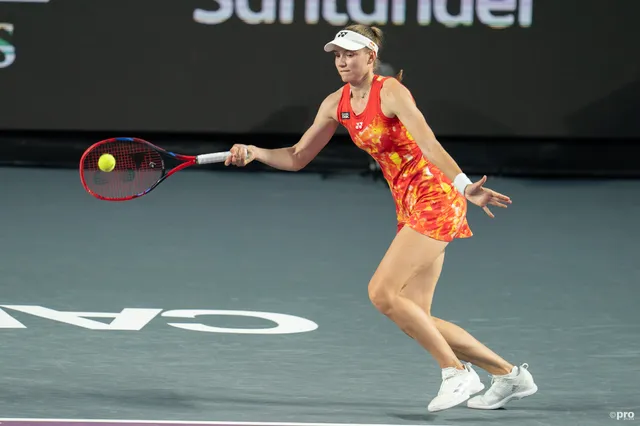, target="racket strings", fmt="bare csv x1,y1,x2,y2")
81,141,164,199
